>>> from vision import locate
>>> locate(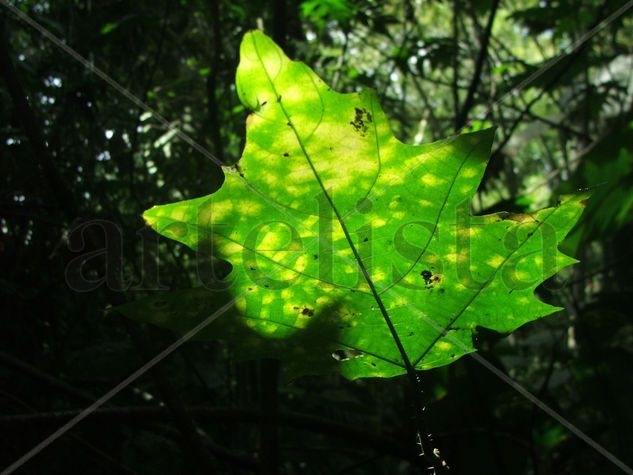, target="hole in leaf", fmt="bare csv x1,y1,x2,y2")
331,349,363,361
